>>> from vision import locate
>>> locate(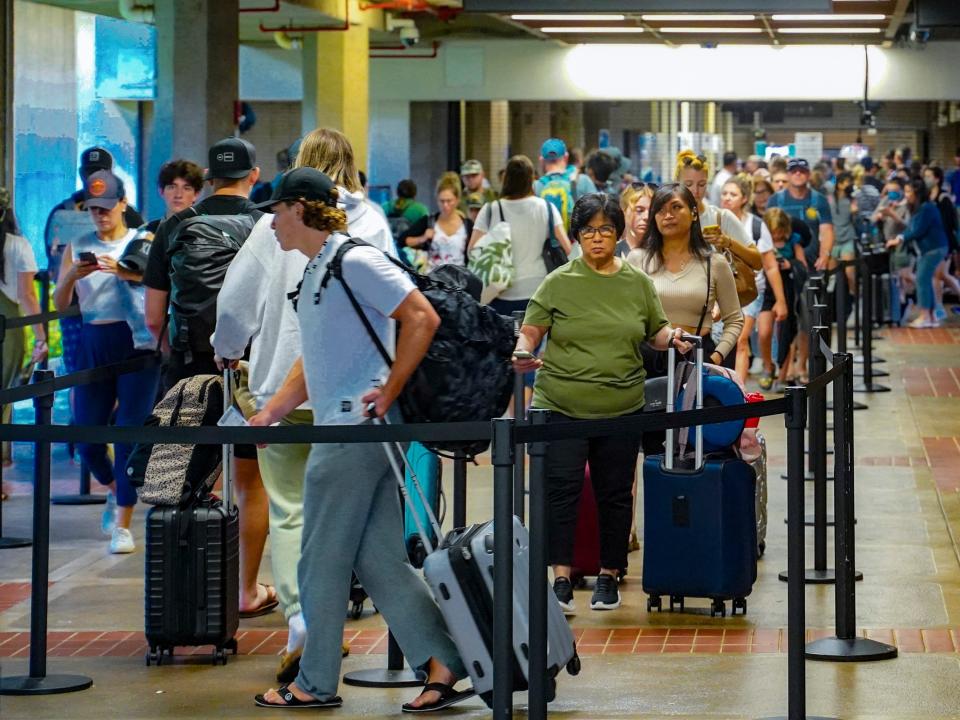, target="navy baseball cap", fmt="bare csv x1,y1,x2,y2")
205,137,256,180
79,147,113,179
83,170,125,210
787,158,810,173
251,167,338,210
861,156,874,171
541,138,567,161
